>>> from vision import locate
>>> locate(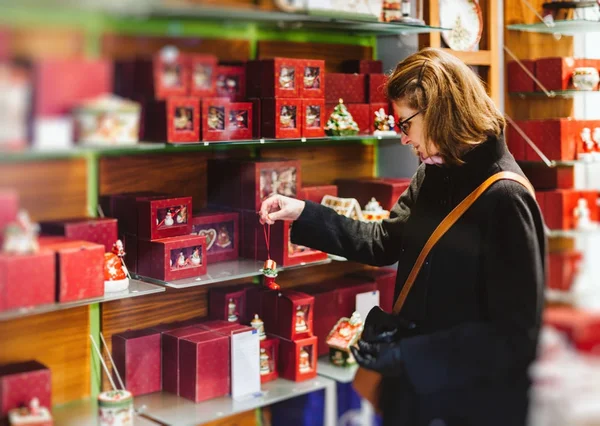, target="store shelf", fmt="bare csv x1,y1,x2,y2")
547,224,600,238
0,280,164,322
134,257,332,289
0,135,395,164
53,398,160,426
135,377,334,425
317,356,358,384
507,19,600,35
509,90,600,99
